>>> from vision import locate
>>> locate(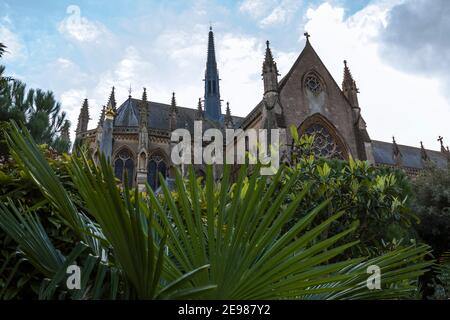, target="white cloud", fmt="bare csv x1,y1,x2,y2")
239,0,276,19
260,0,302,27
239,0,302,28
302,1,450,150
58,5,109,43
0,24,25,60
